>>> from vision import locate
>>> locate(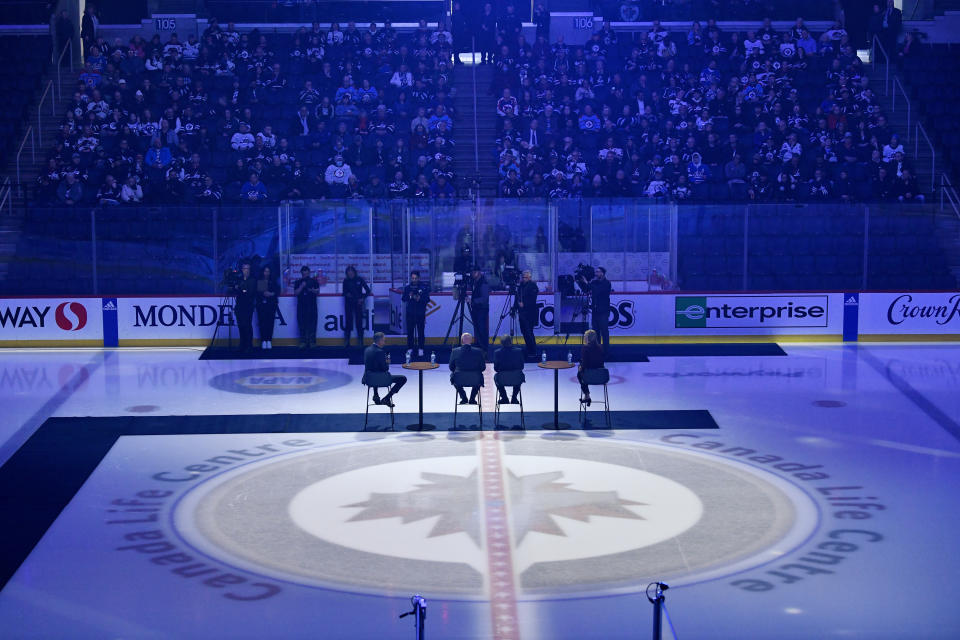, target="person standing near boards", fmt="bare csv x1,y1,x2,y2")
256,265,279,349
402,270,430,356
517,270,539,358
342,265,372,348
294,266,319,349
232,261,256,352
